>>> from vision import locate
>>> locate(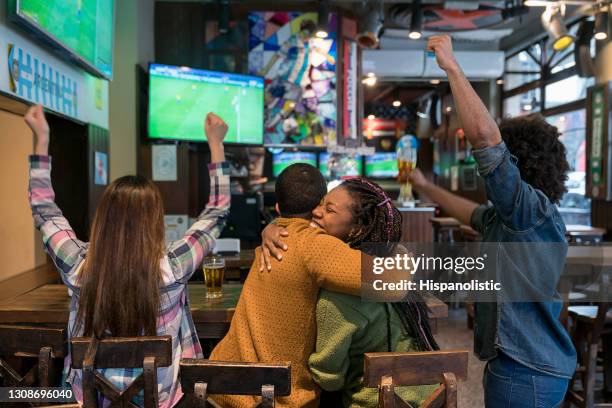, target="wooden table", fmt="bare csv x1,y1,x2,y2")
0,283,447,339
565,225,607,245
217,249,256,281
